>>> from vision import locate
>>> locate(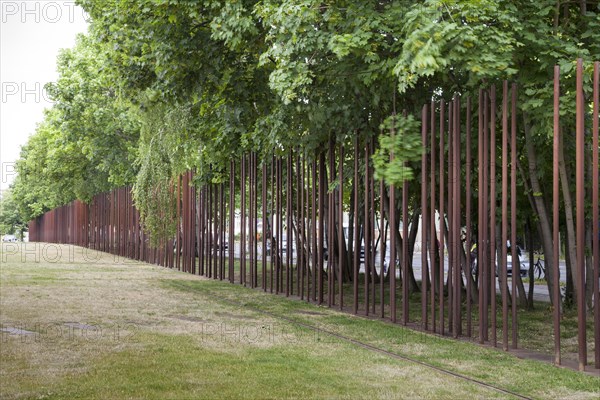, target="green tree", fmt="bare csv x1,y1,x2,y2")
0,189,28,239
